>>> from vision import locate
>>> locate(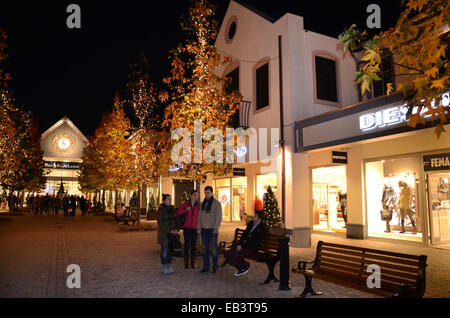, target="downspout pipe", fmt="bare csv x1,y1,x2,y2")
278,35,286,227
